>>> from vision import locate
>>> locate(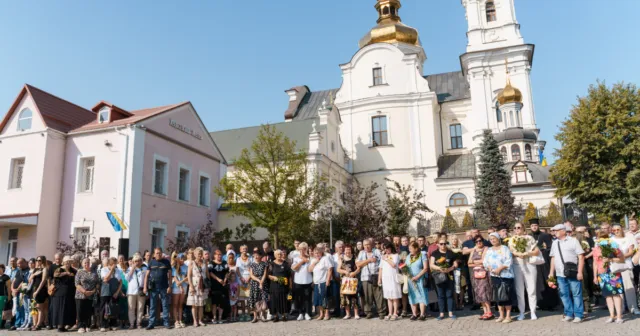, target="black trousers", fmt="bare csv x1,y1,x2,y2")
100,297,117,328
76,299,93,329
293,283,312,315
